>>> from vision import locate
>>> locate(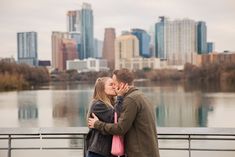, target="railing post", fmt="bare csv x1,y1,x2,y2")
83,134,87,157
8,135,11,157
40,133,42,150
188,134,191,157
